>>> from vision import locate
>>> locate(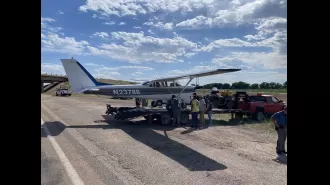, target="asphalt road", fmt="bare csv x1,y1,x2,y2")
41,94,287,185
